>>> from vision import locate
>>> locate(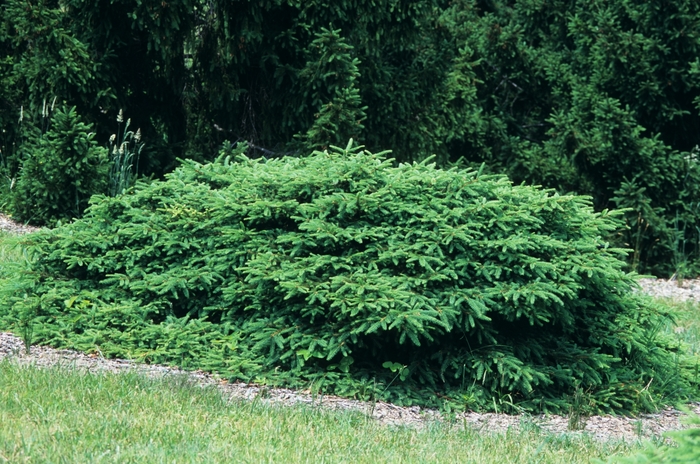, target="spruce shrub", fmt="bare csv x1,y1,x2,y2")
2,142,697,412
9,106,109,226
